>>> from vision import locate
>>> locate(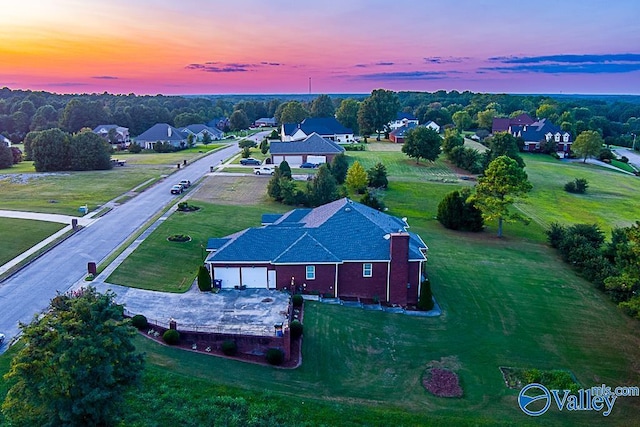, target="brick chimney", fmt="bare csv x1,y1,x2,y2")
388,232,409,306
